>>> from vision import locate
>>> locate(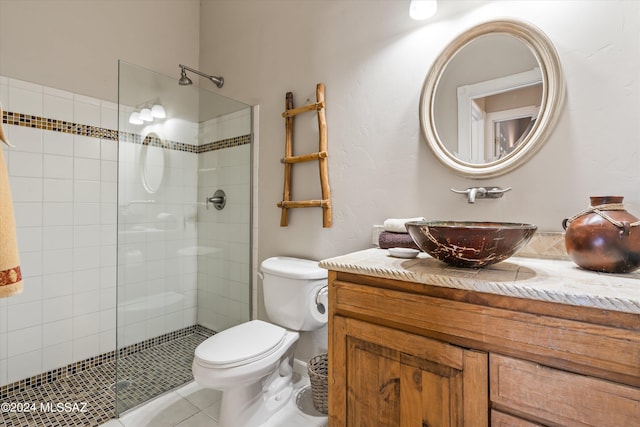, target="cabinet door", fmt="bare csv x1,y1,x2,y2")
330,315,488,427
